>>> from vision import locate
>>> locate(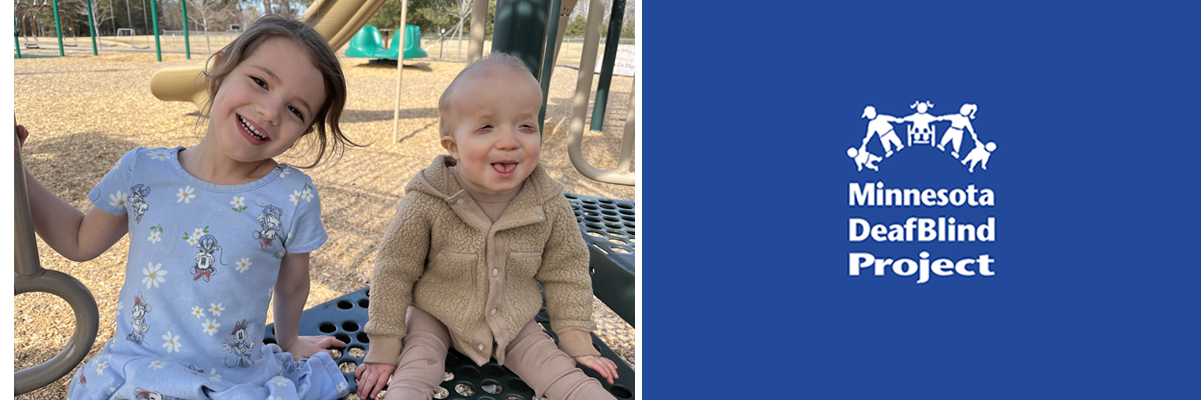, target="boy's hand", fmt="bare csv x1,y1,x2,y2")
355,362,397,400
574,355,619,385
282,335,346,361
